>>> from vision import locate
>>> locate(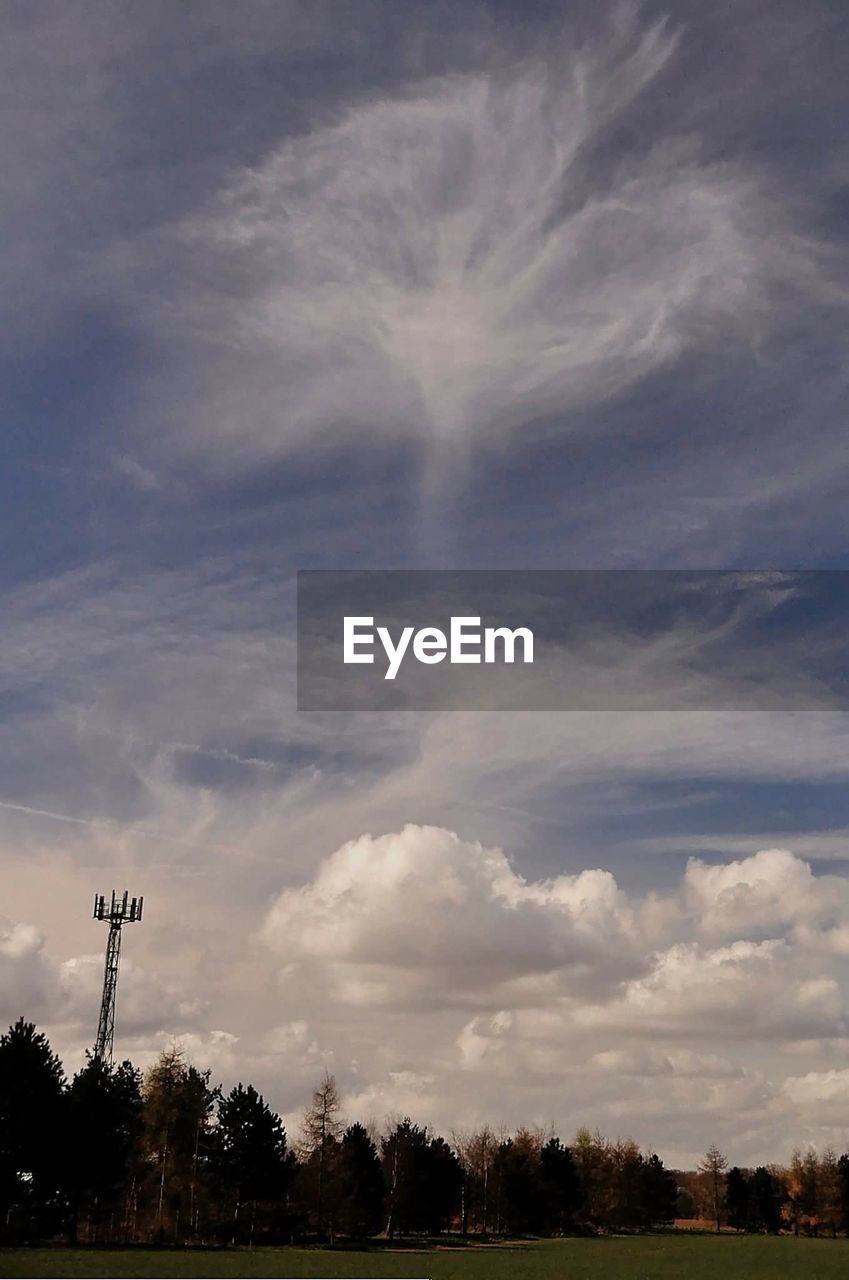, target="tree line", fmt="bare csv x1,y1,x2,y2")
1,1019,848,1246
676,1143,849,1238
